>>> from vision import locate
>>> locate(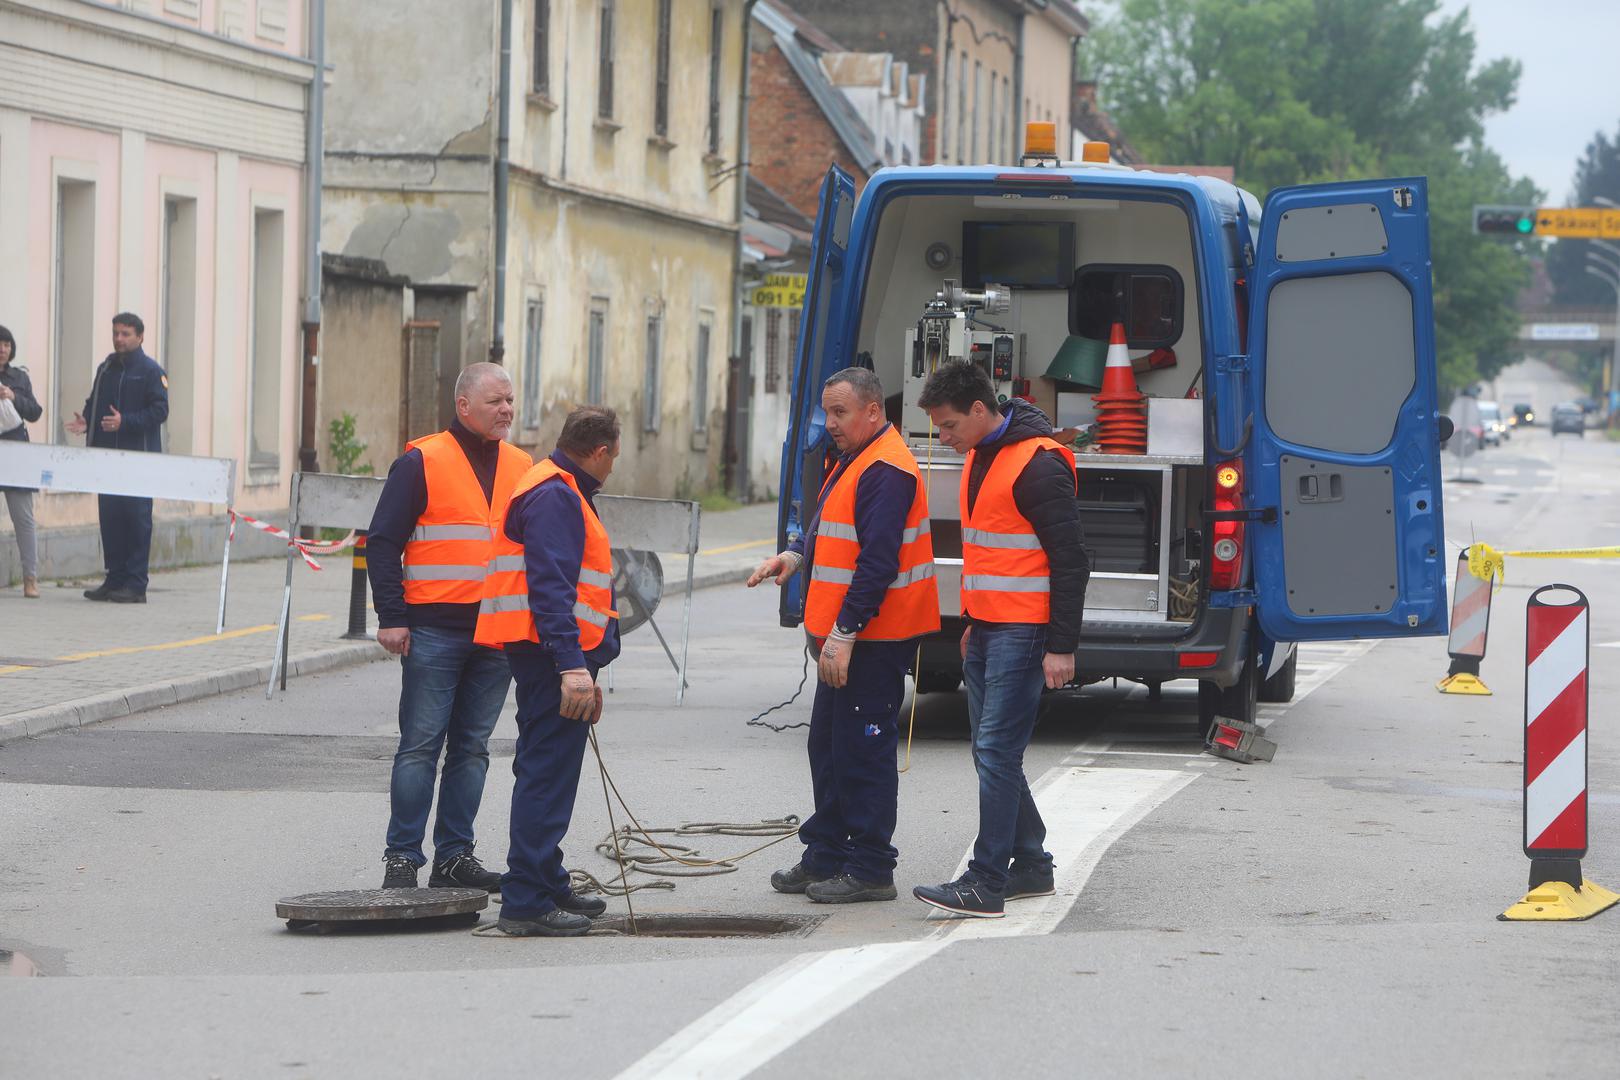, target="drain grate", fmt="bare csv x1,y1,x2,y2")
589,913,825,938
